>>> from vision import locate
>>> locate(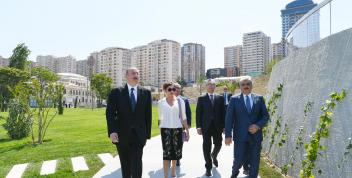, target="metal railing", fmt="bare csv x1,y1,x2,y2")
285,0,351,56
